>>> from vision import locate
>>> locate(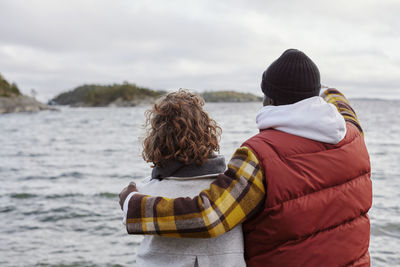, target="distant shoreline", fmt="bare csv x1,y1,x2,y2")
0,95,55,114
0,73,54,114
50,83,263,107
